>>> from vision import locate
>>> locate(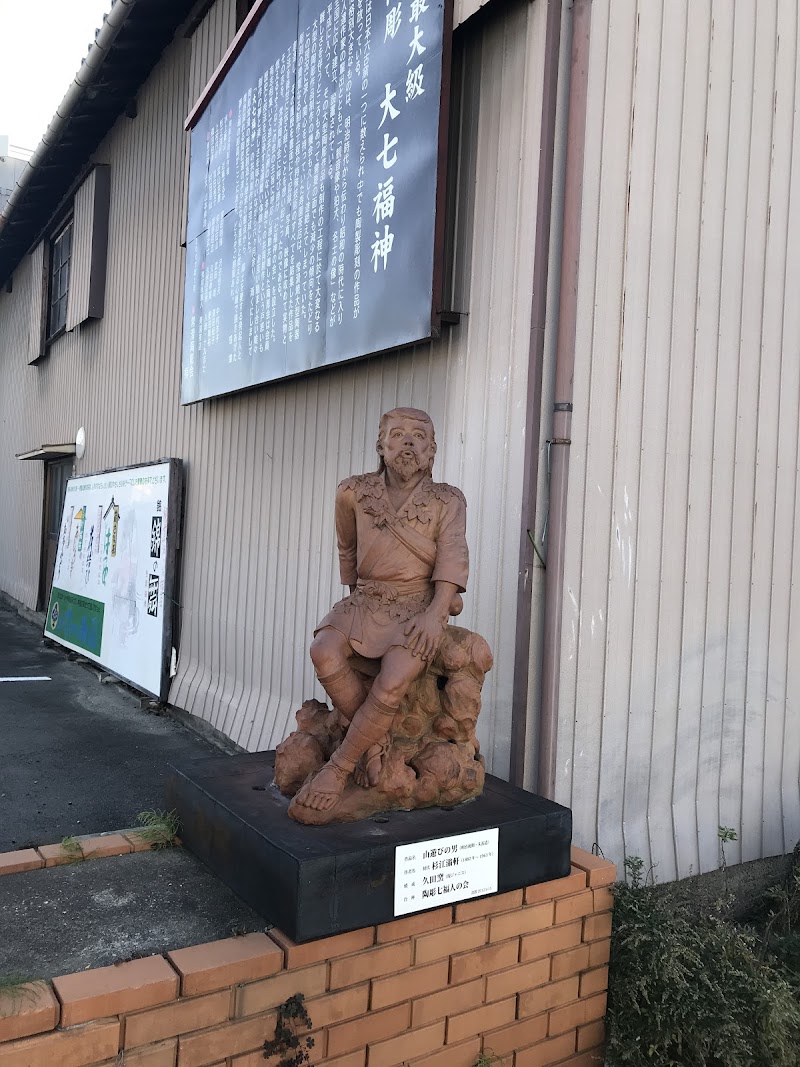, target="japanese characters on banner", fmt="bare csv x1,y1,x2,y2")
182,0,449,403
44,460,182,700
